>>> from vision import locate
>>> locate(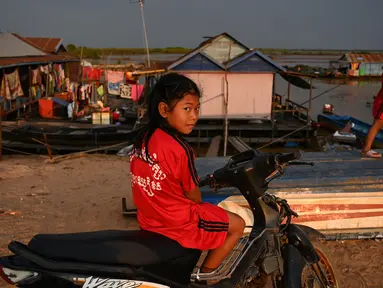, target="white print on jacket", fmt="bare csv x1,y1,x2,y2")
130,149,167,197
